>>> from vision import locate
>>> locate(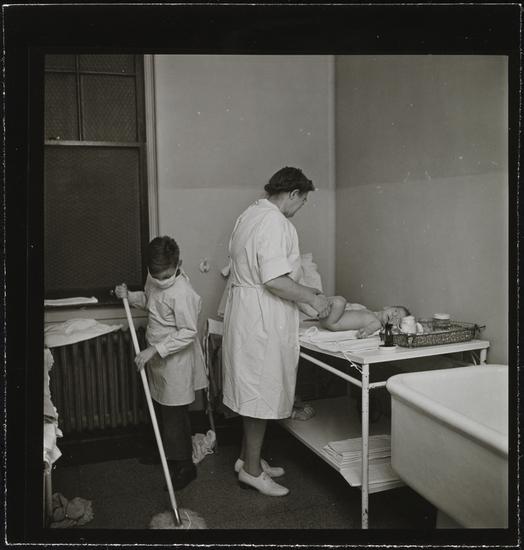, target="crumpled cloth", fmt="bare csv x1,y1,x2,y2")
50,493,94,528
291,403,315,420
45,318,122,348
192,430,216,464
